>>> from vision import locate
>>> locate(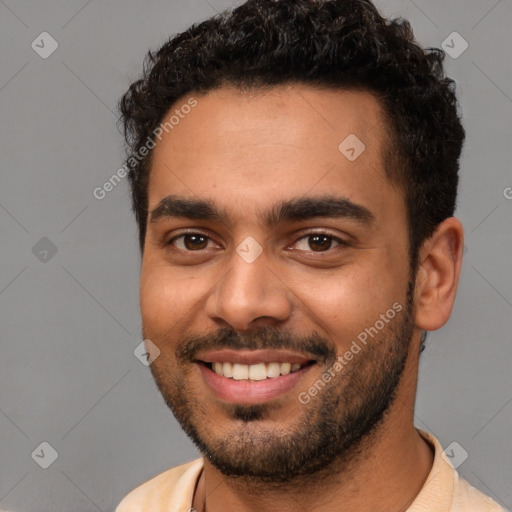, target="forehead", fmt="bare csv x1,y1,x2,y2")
148,85,402,225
